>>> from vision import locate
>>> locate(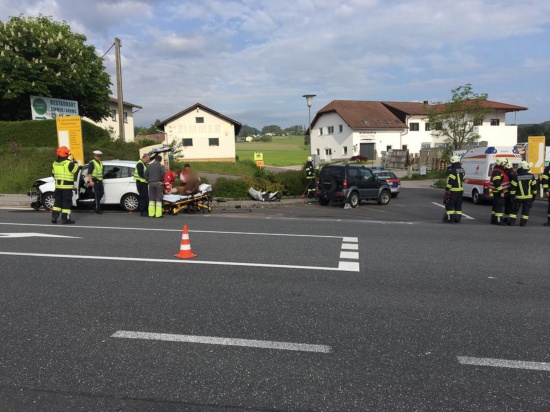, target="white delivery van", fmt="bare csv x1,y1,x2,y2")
461,146,522,204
